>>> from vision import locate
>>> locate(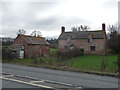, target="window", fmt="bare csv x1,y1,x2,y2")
88,38,92,43
64,46,68,48
21,46,24,50
90,46,95,51
66,36,72,43
70,44,75,50
67,38,71,43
